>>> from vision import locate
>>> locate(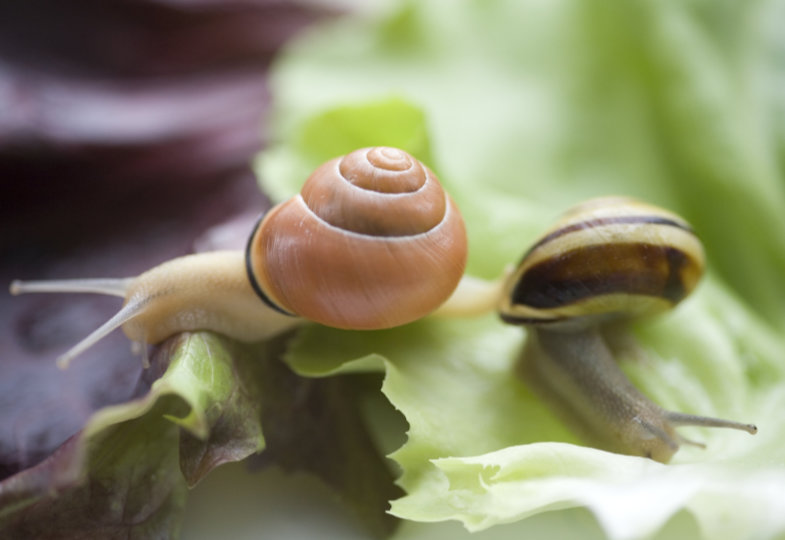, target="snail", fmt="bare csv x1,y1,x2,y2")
499,196,757,463
10,147,469,369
